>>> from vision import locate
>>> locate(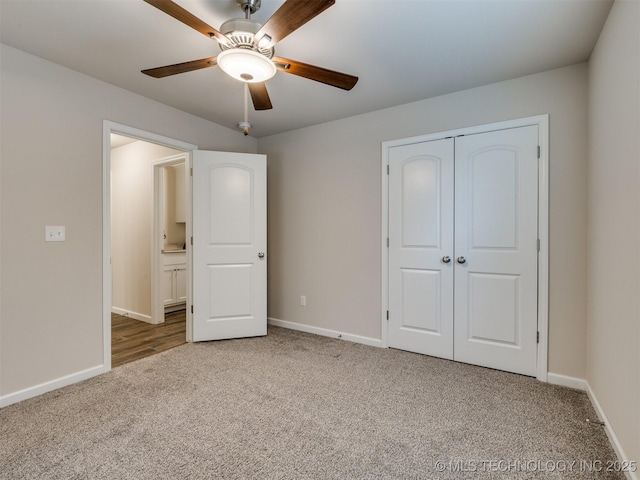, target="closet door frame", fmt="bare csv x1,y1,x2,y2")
380,114,549,382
